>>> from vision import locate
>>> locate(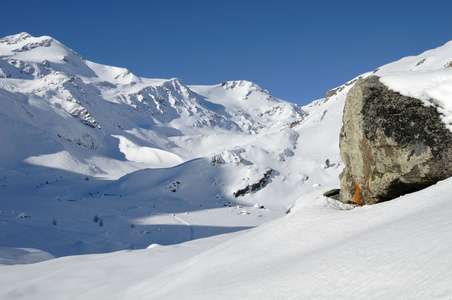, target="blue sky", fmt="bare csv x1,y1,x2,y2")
1,0,451,106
